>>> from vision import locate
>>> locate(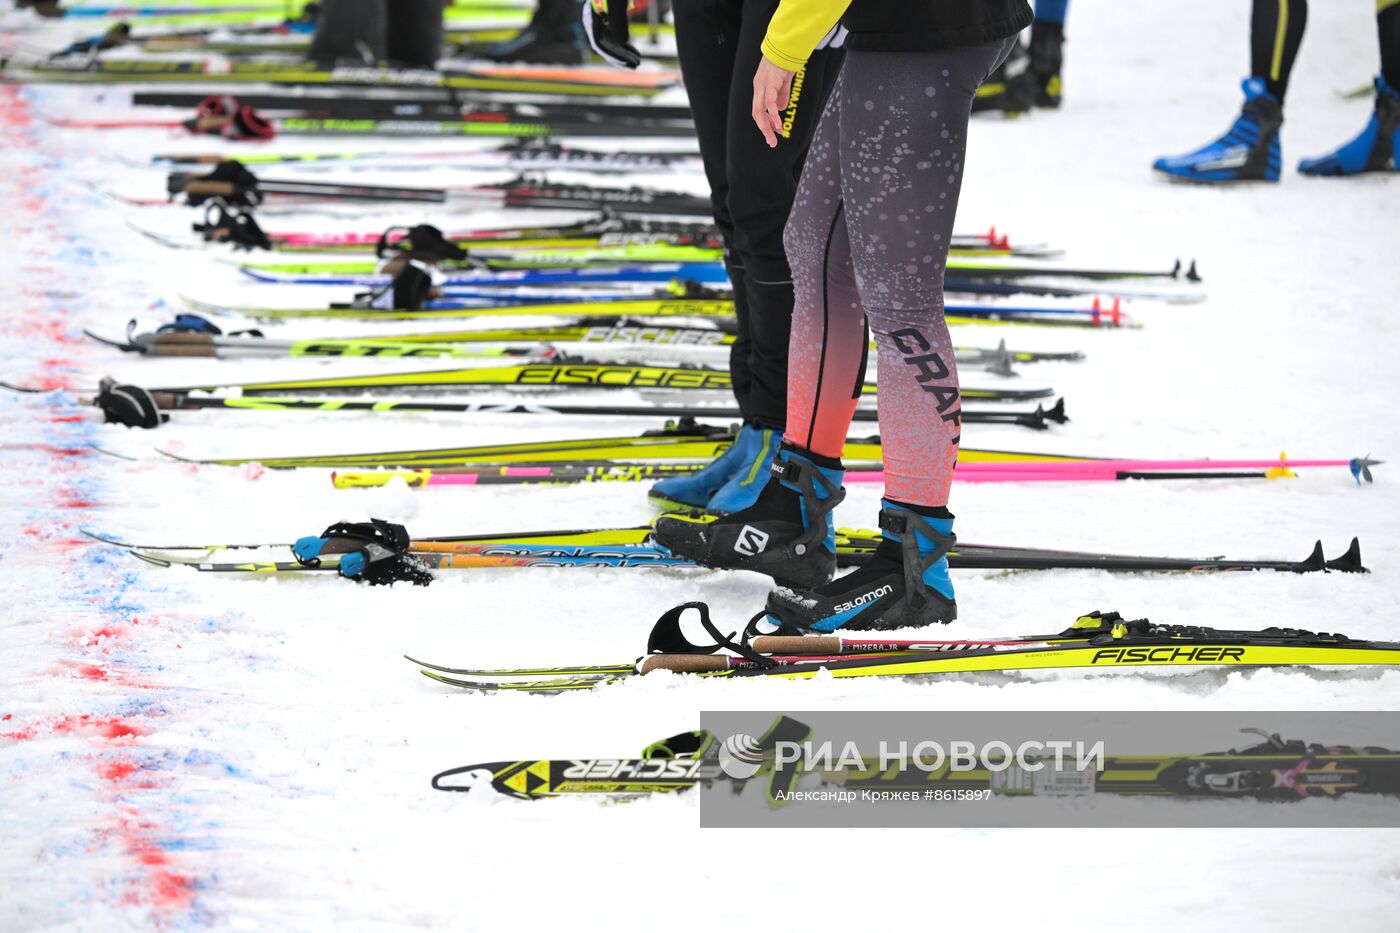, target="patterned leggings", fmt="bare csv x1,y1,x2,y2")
782,38,1015,508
